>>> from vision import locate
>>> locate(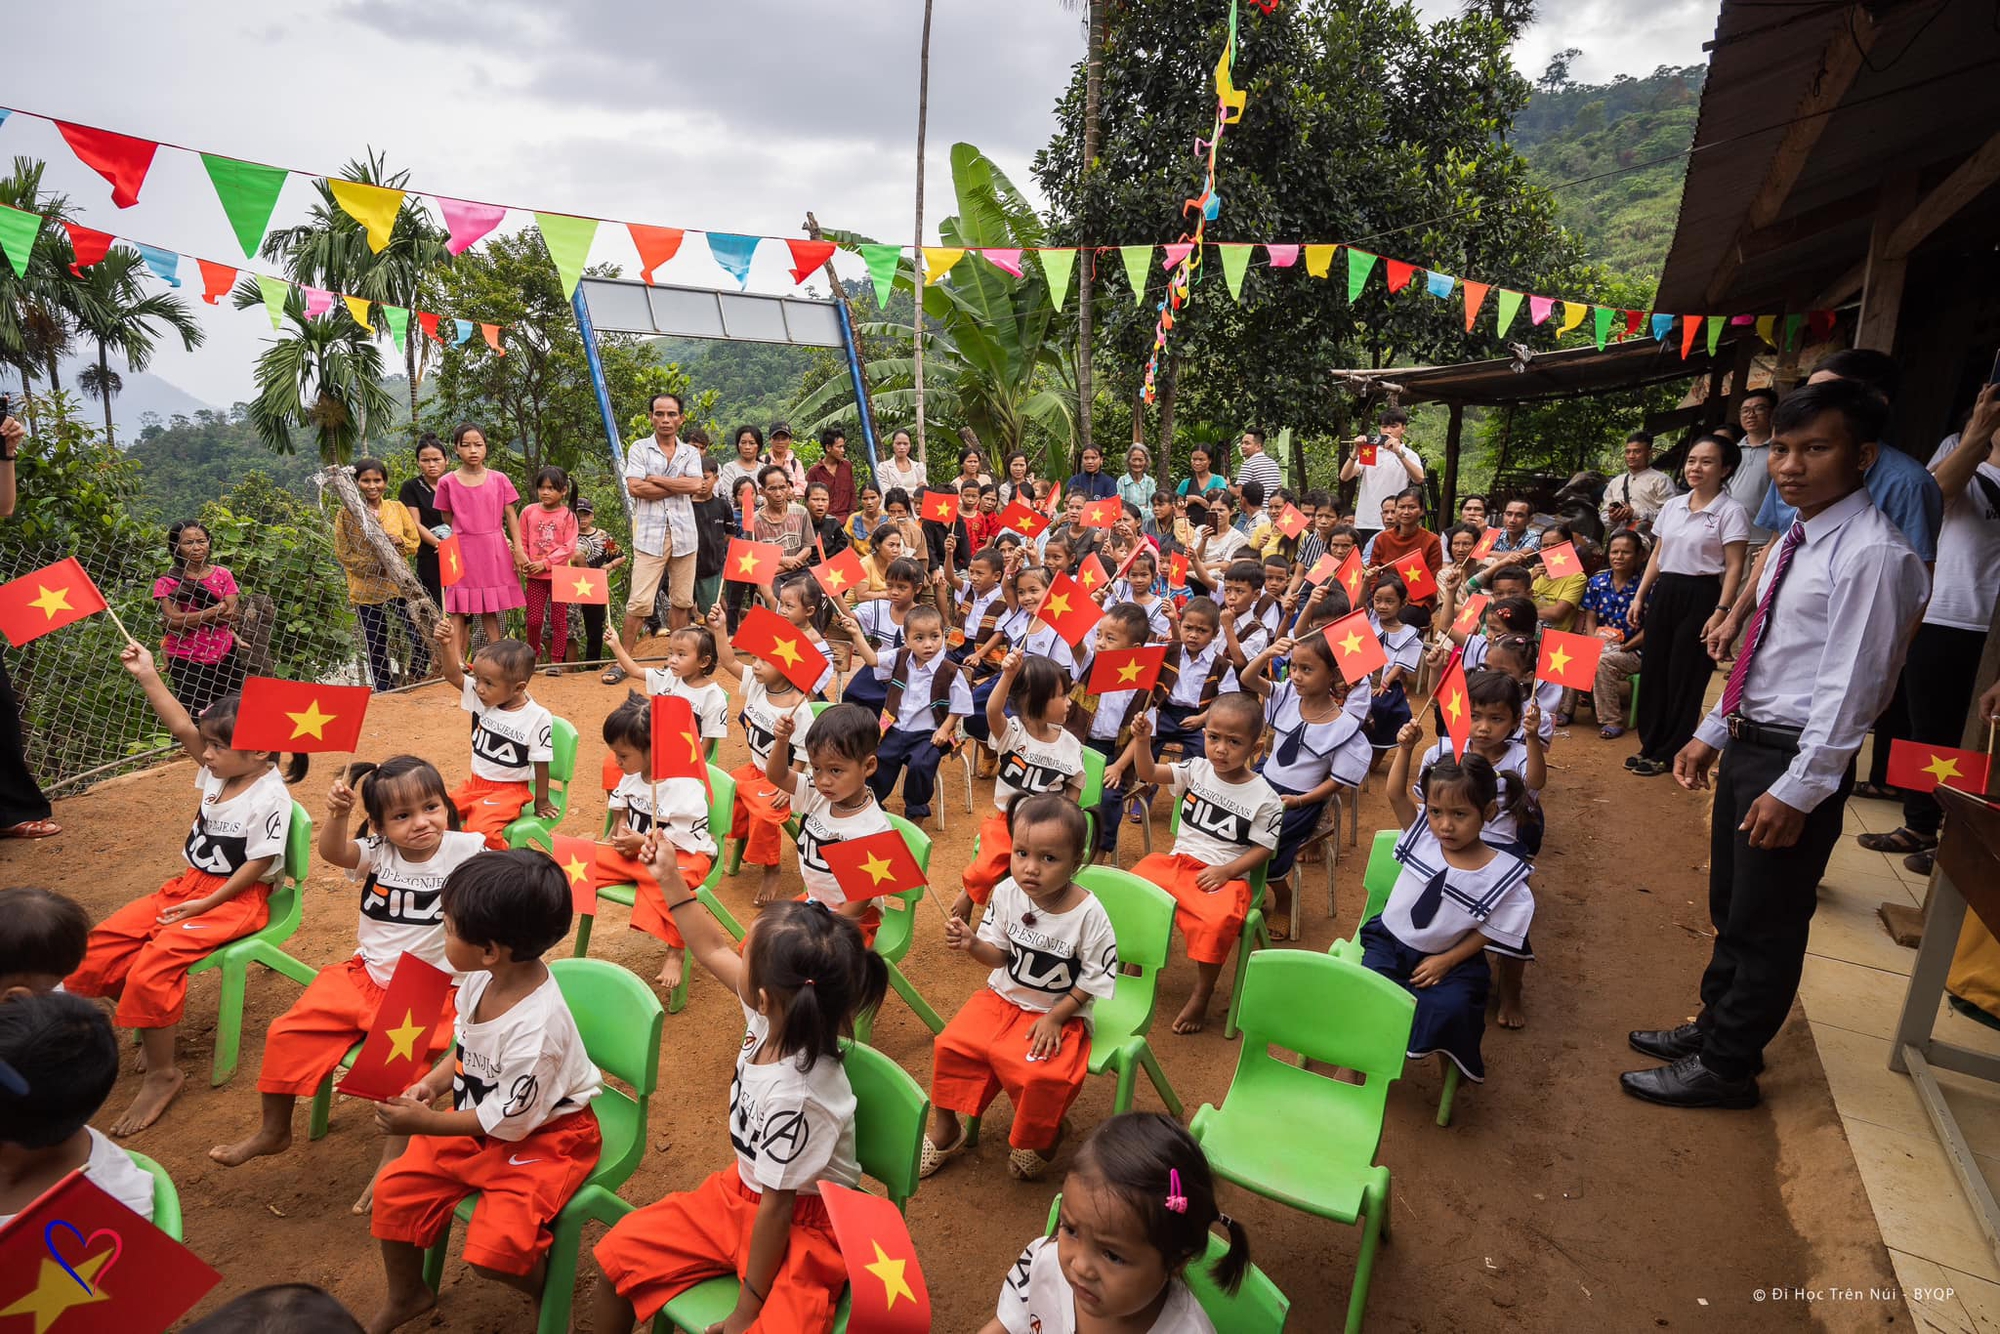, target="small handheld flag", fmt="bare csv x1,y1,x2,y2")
551,566,609,605
1323,610,1386,686
1304,552,1339,586
995,499,1050,539
820,1182,932,1334
724,538,782,586
0,557,110,647
649,694,710,793
438,534,467,587
1451,593,1490,638
550,834,598,915
1274,503,1308,540
821,827,927,903
0,1171,222,1334
336,953,454,1102
1334,550,1366,607
1392,554,1438,602
231,678,371,753
1035,572,1104,647
1087,644,1167,695
810,546,868,602
1168,550,1190,588
734,605,830,695
1886,740,1992,796
920,490,960,524
1537,540,1582,580
1079,498,1119,530
1357,442,1379,467
1434,660,1473,758
1470,526,1501,561
1535,628,1603,691
1076,553,1111,597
